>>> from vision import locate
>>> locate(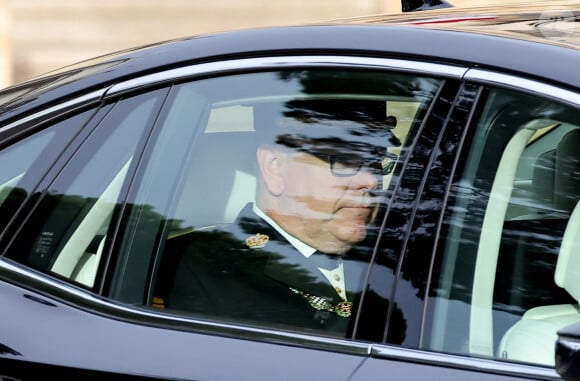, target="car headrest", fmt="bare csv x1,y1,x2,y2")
555,200,580,303
555,129,580,212
554,129,580,303
532,149,556,209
